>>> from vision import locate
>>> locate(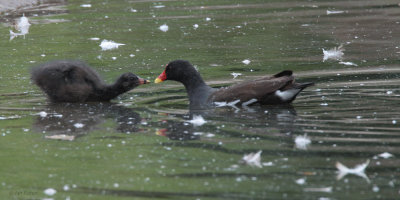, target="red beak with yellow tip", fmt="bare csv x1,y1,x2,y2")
155,70,167,83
